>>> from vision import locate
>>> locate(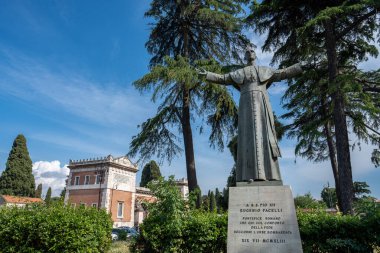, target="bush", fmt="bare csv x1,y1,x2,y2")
132,177,379,253
298,209,380,252
183,211,227,253
132,176,227,253
0,203,113,252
